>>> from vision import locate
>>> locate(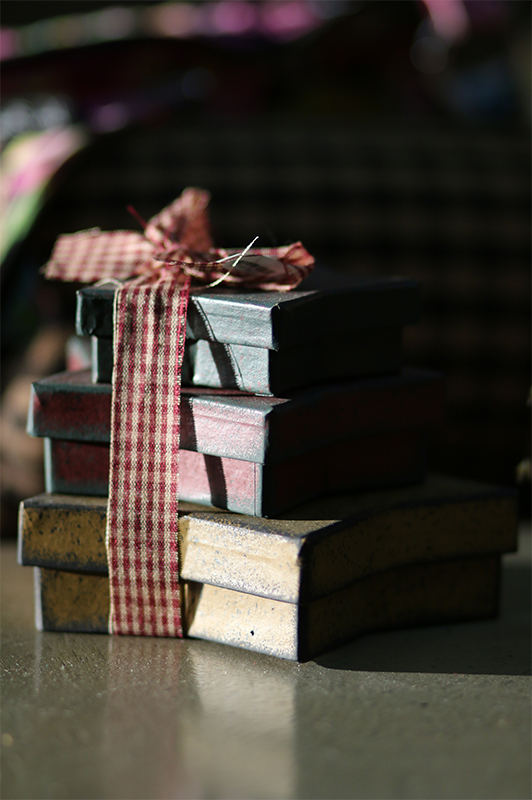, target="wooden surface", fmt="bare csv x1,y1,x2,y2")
19,475,518,603
28,367,444,463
